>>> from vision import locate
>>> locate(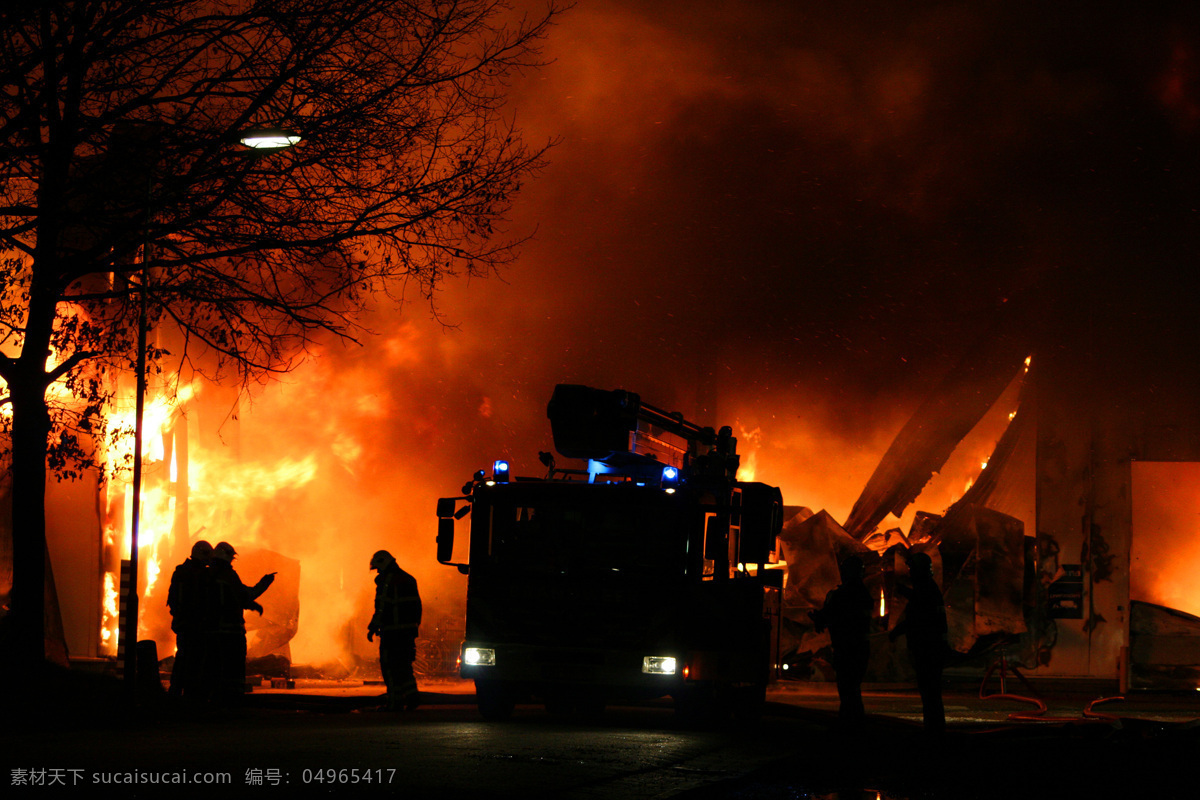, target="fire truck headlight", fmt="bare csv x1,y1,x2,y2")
463,647,496,666
642,656,677,675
